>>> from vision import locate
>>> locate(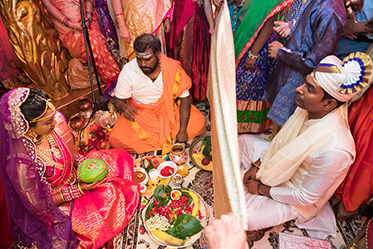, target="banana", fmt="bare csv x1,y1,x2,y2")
151,230,185,246
181,190,200,216
83,128,89,146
